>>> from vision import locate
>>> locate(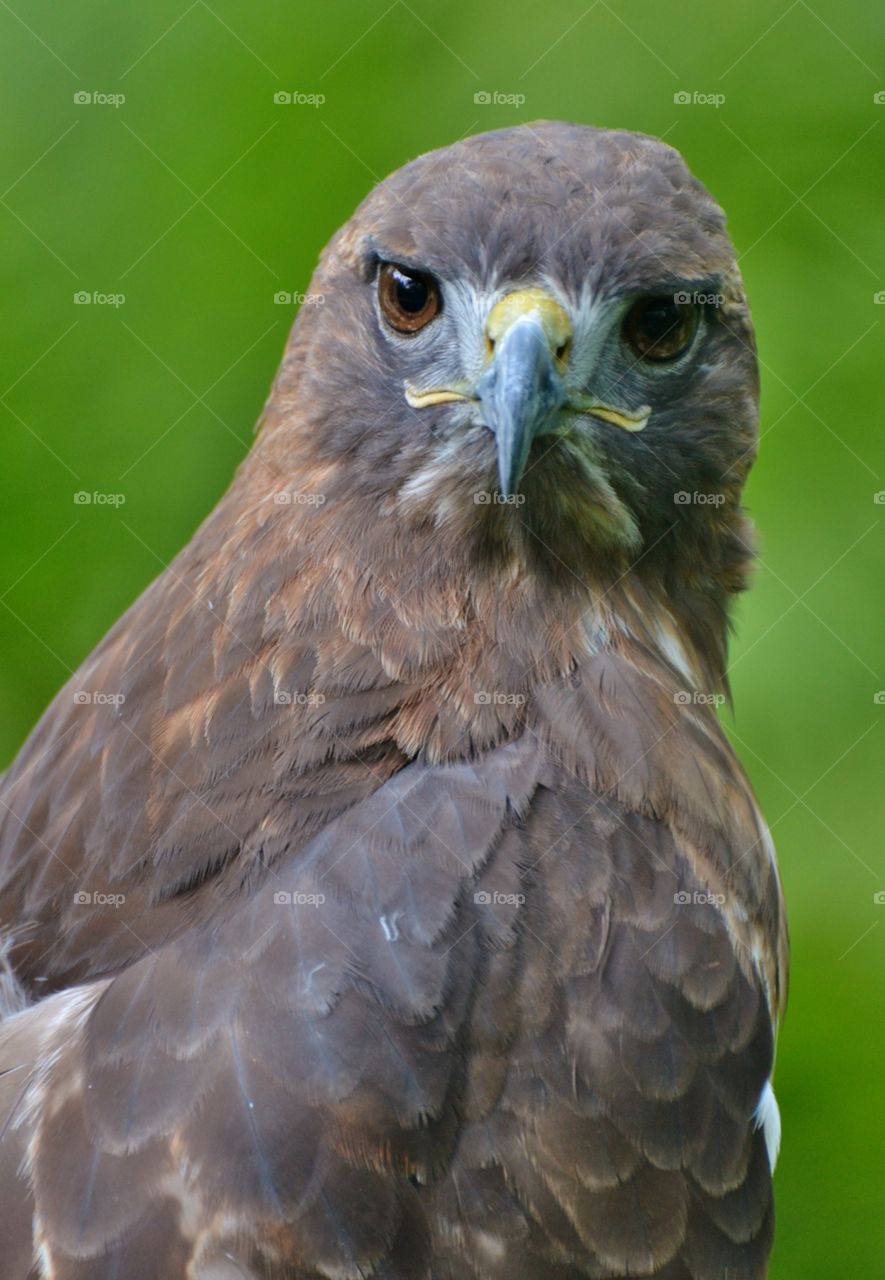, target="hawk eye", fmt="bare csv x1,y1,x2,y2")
378,263,440,334
623,296,699,362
